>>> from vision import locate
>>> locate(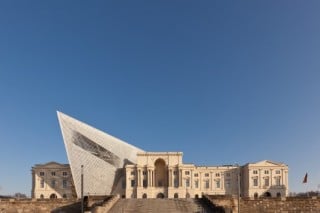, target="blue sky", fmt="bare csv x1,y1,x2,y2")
1,1,320,196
